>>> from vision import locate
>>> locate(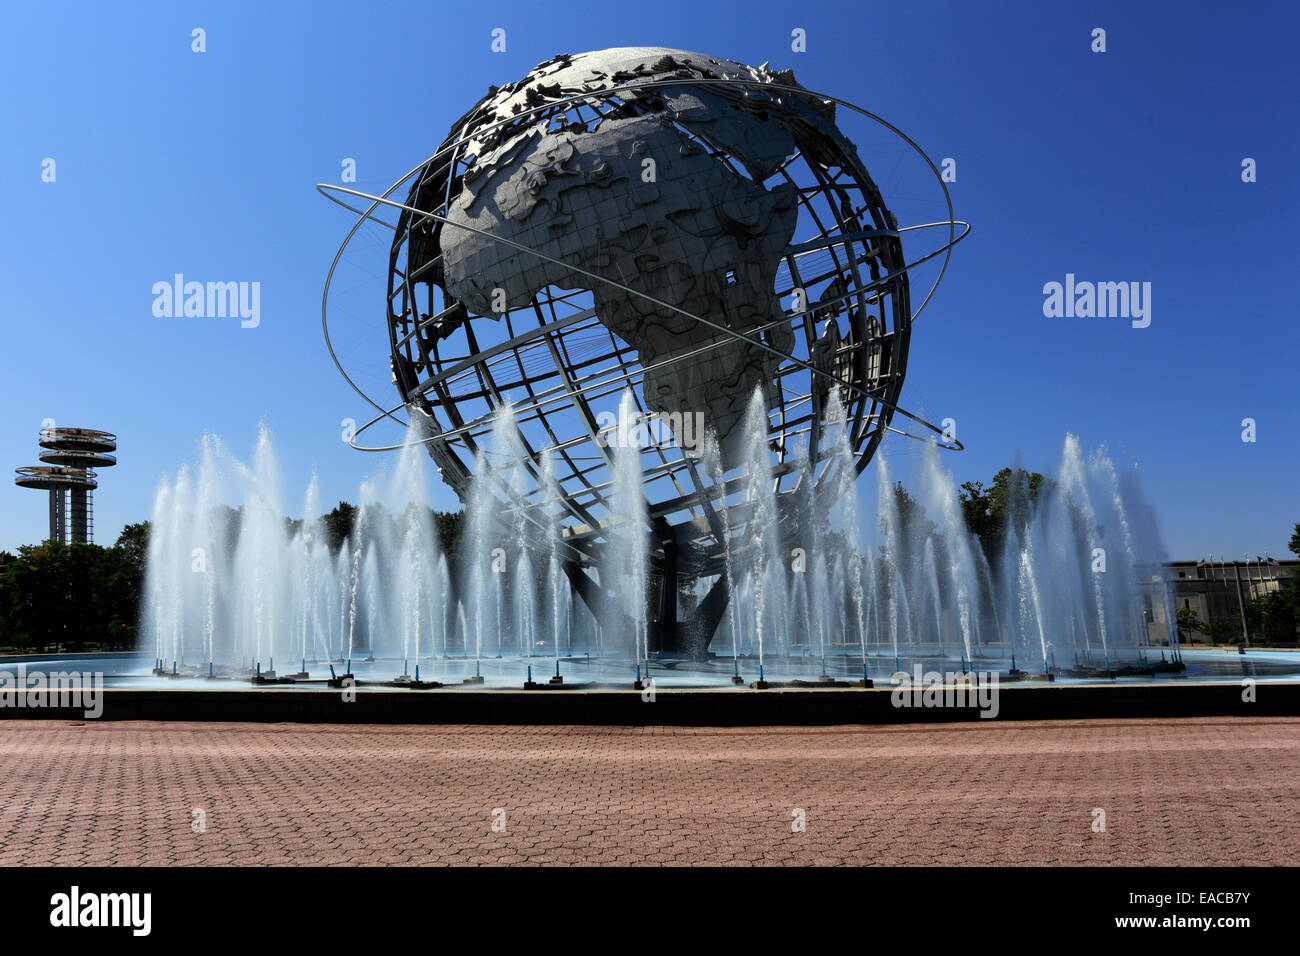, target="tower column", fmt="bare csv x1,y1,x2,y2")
50,489,66,545
70,487,88,544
